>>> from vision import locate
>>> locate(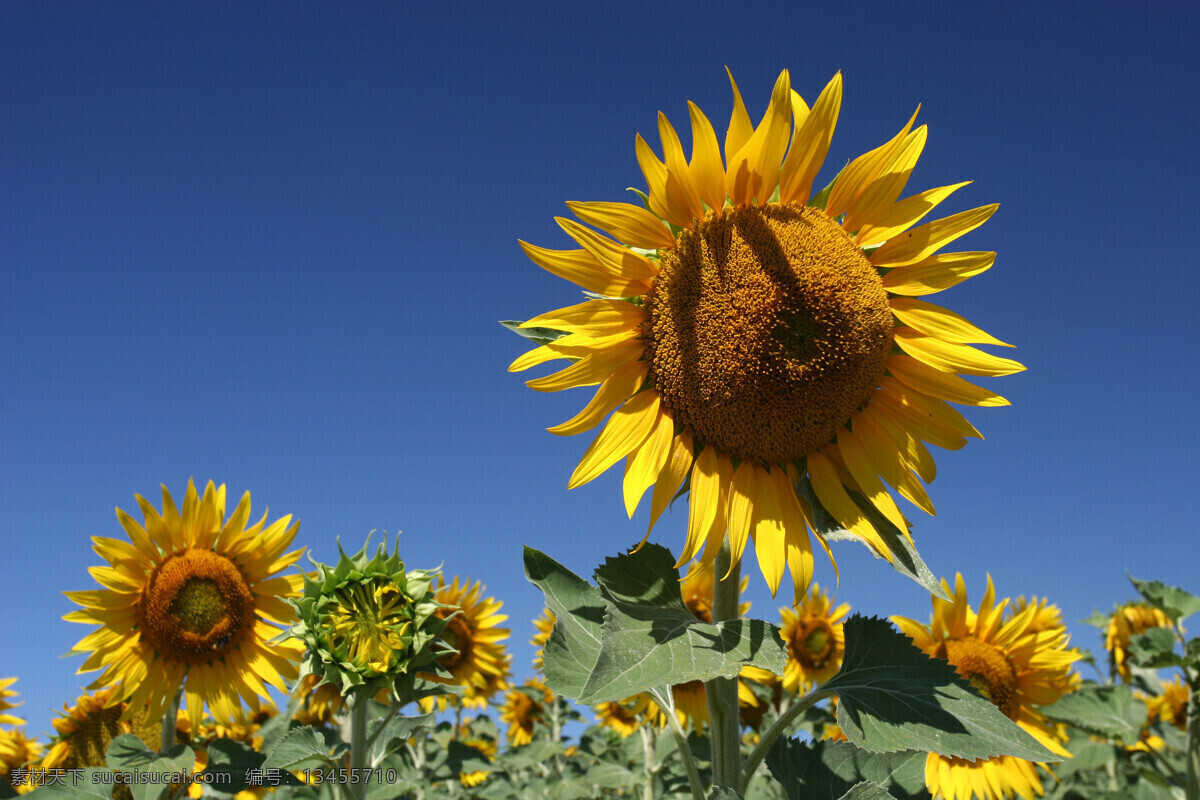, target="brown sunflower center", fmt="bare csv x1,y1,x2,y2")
138,548,254,664
643,204,893,465
939,638,1020,720
60,706,128,770
792,618,836,667
439,615,473,671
